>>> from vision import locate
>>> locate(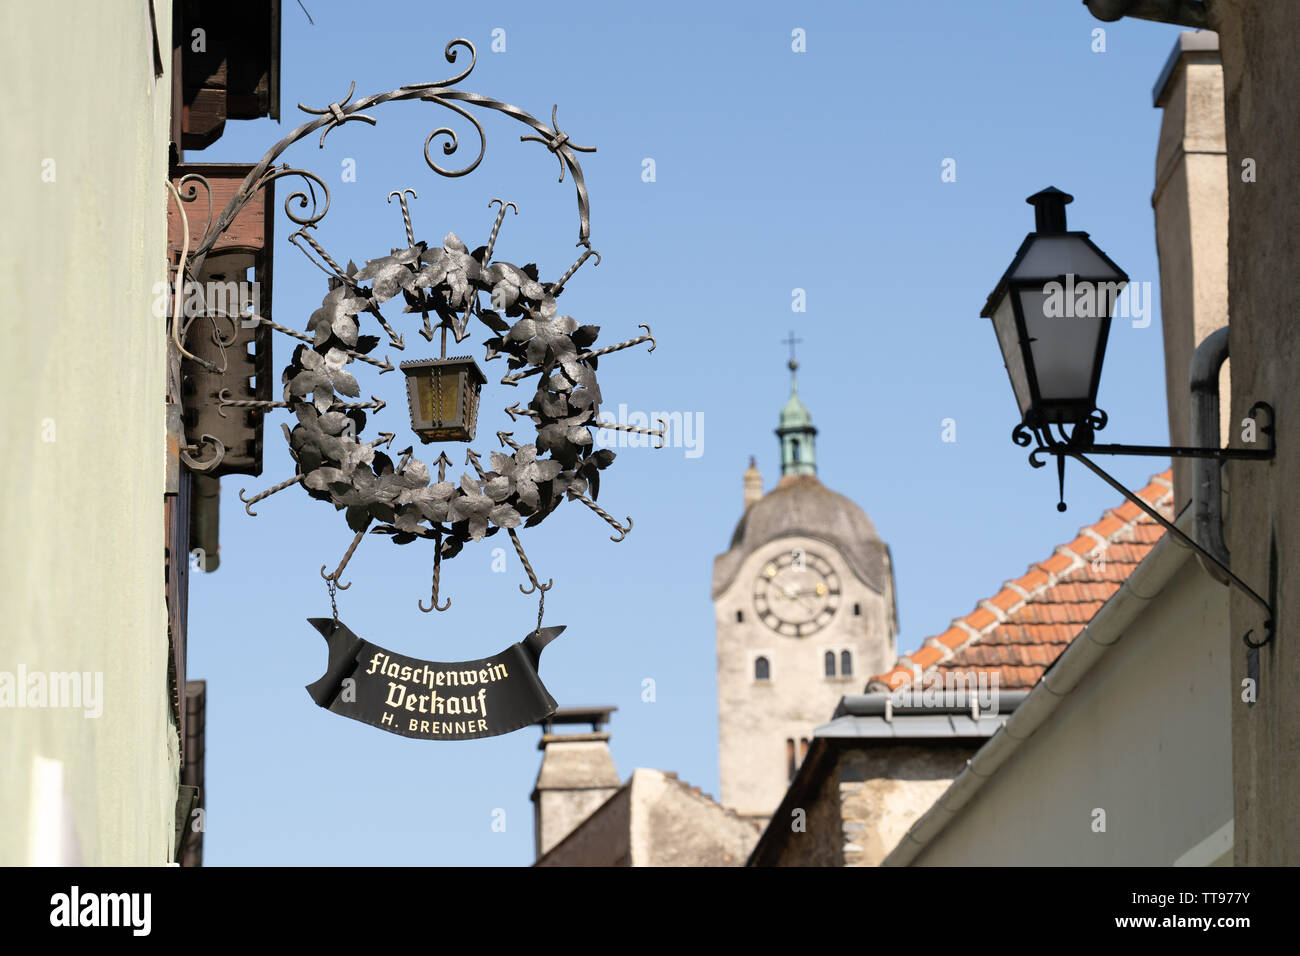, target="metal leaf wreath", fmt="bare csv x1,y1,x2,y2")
278,201,657,609
178,39,662,614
